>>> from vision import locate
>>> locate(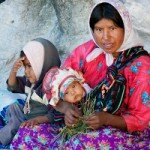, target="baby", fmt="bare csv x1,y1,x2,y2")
43,67,92,106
